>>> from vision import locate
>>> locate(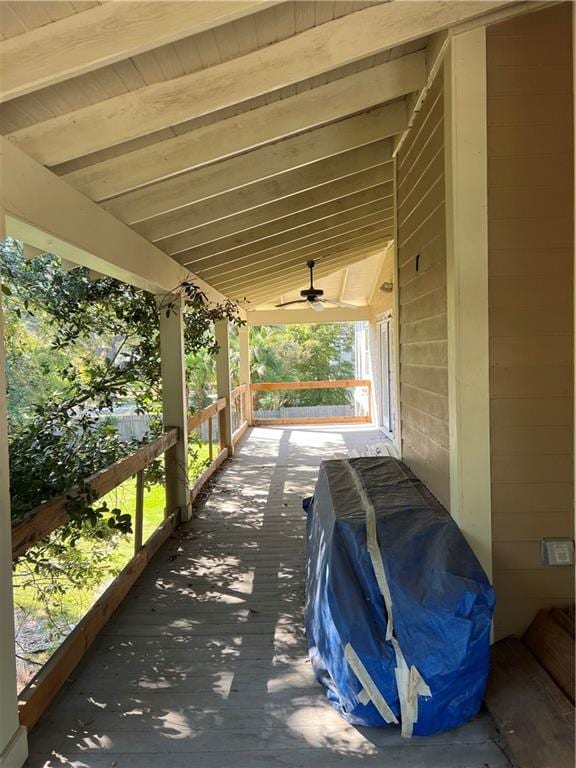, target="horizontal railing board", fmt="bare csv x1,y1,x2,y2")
251,379,370,391
18,510,179,730
187,397,226,431
11,427,178,559
231,384,248,398
253,416,371,426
